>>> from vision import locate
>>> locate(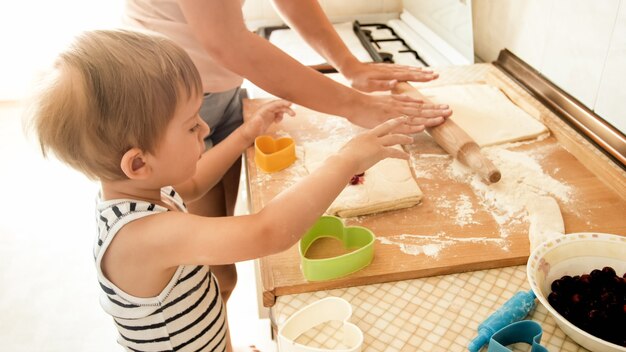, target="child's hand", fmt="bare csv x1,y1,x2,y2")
338,116,415,173
242,100,295,142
